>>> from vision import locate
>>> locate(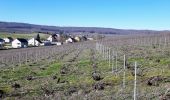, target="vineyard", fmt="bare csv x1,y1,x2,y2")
0,33,170,99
